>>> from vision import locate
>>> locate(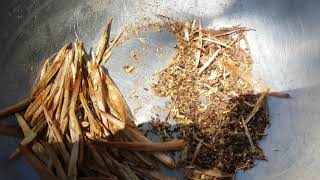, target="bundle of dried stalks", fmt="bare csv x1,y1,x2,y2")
0,17,185,180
